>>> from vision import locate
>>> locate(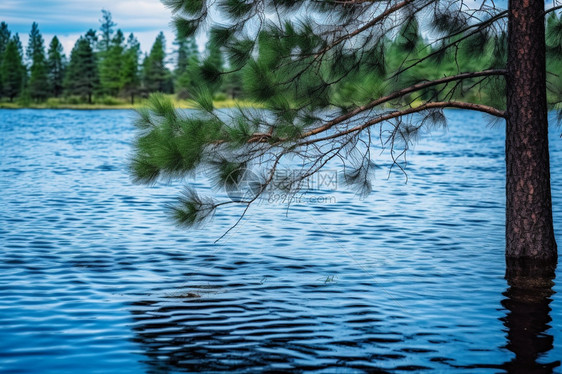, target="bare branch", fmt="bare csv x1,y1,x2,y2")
545,4,562,15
